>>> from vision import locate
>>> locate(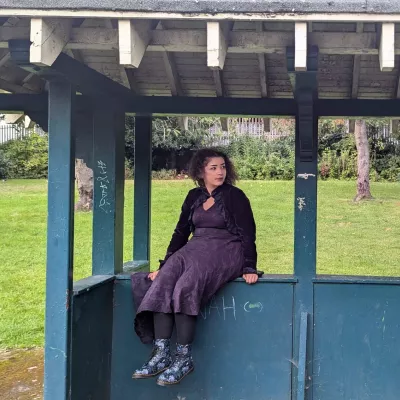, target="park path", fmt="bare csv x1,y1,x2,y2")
0,348,43,399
